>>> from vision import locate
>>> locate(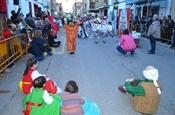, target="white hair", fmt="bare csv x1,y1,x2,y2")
153,14,159,19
